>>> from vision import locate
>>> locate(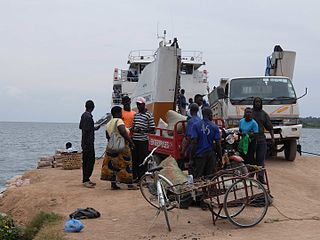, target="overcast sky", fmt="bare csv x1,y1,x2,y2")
0,0,319,122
